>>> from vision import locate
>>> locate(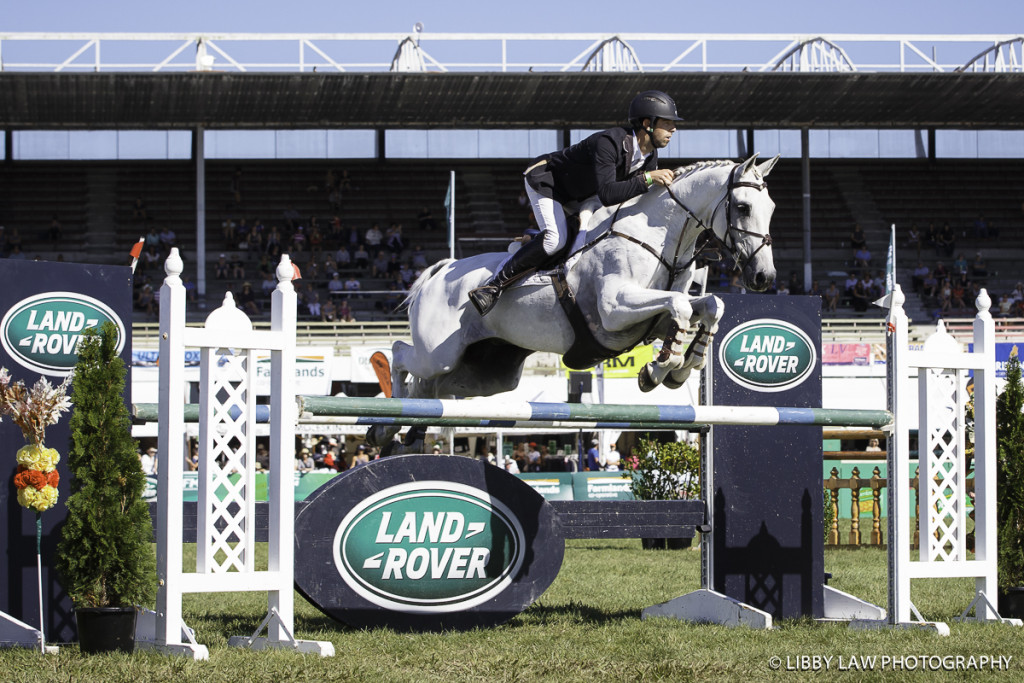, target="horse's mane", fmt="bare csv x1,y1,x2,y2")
670,159,735,182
